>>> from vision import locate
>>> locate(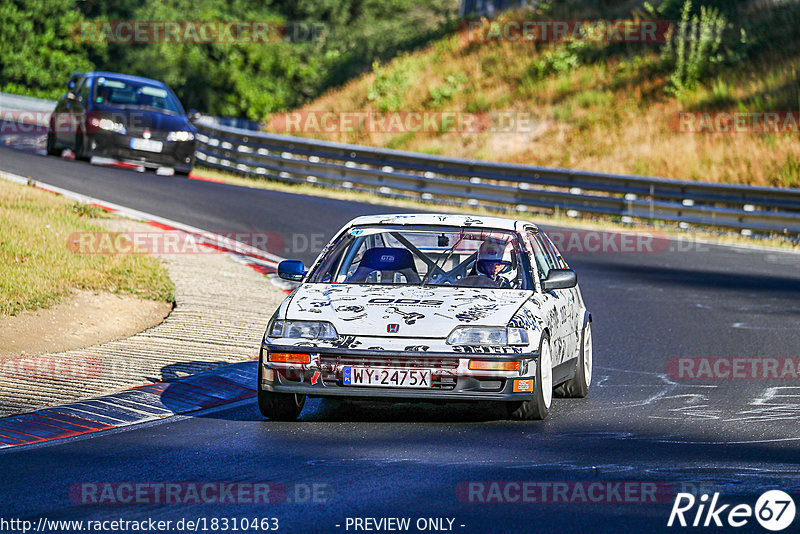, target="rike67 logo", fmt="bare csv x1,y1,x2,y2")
668,490,796,531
